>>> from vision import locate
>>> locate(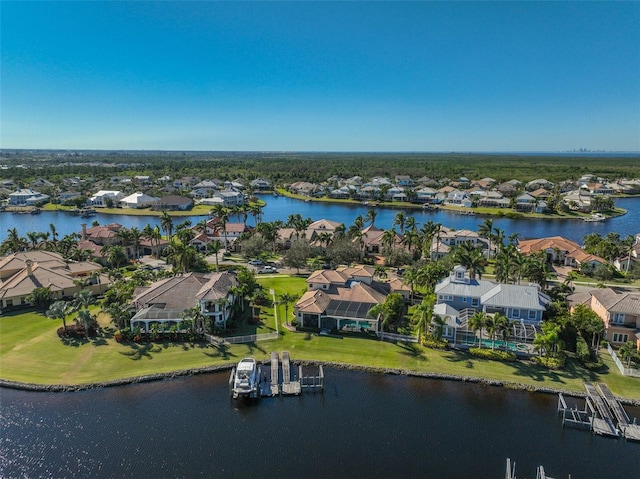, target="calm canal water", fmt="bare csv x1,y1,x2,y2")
1,369,639,479
1,196,639,243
